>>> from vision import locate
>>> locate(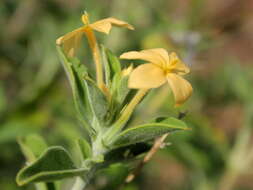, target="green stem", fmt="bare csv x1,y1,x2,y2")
70,163,98,190
35,183,47,190
71,177,87,190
